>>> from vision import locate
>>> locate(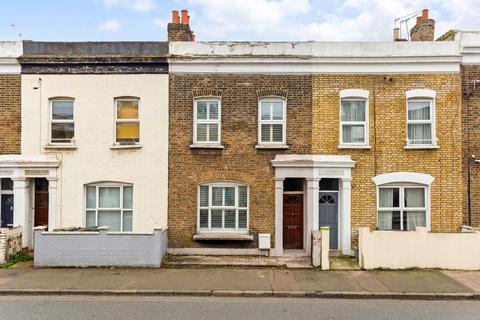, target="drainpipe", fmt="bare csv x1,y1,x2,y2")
468,155,480,226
